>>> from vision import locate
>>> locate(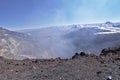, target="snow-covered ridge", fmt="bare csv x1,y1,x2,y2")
17,22,120,35
55,22,120,34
